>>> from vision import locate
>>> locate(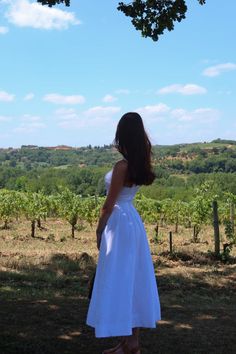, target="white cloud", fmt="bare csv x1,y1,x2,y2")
0,26,9,34
203,62,236,77
84,106,121,118
43,93,85,105
55,106,121,129
171,109,187,119
22,114,41,122
55,108,84,128
102,94,117,103
158,84,207,95
0,90,15,102
0,115,11,122
14,121,46,134
12,114,46,133
5,0,80,30
115,89,130,95
24,93,34,101
171,108,220,123
55,108,78,120
134,104,220,138
136,103,170,121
